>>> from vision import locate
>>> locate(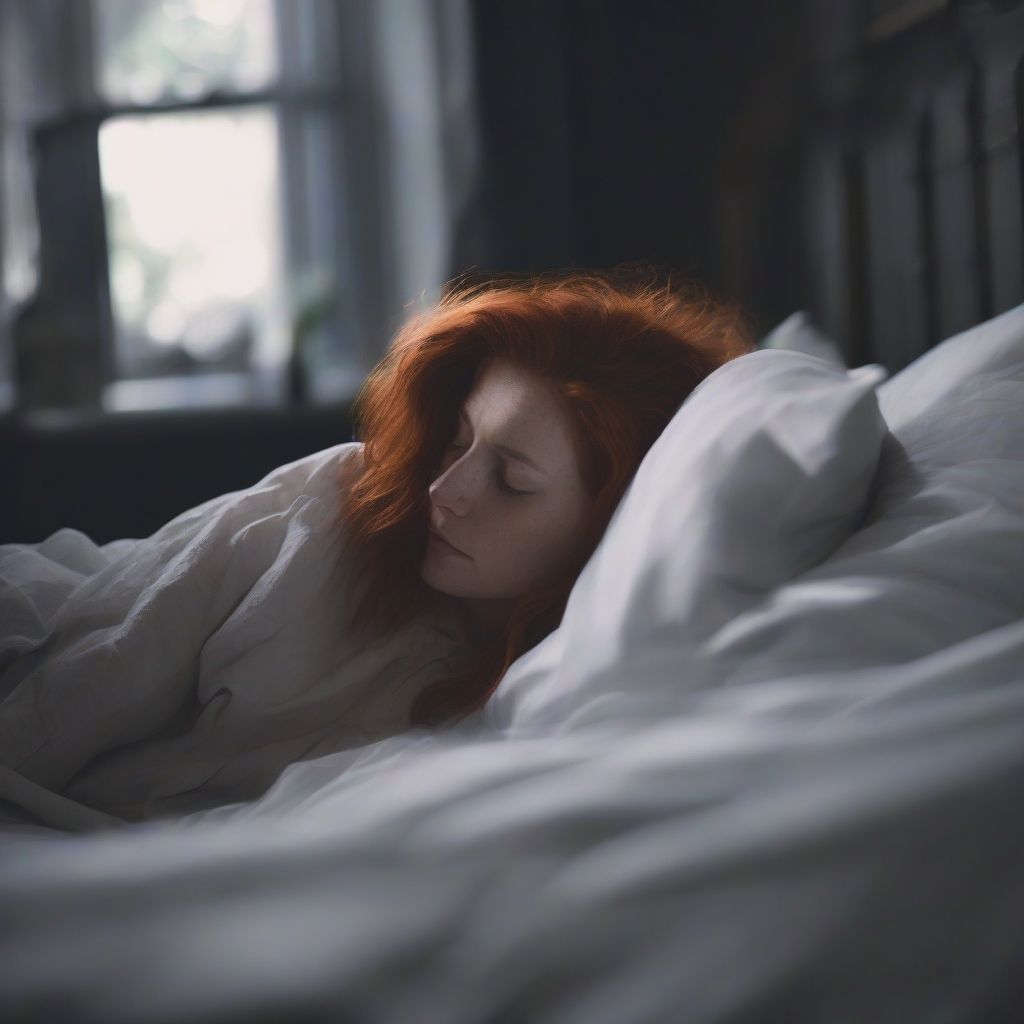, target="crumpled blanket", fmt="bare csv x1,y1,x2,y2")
0,441,470,828
0,616,1021,1022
